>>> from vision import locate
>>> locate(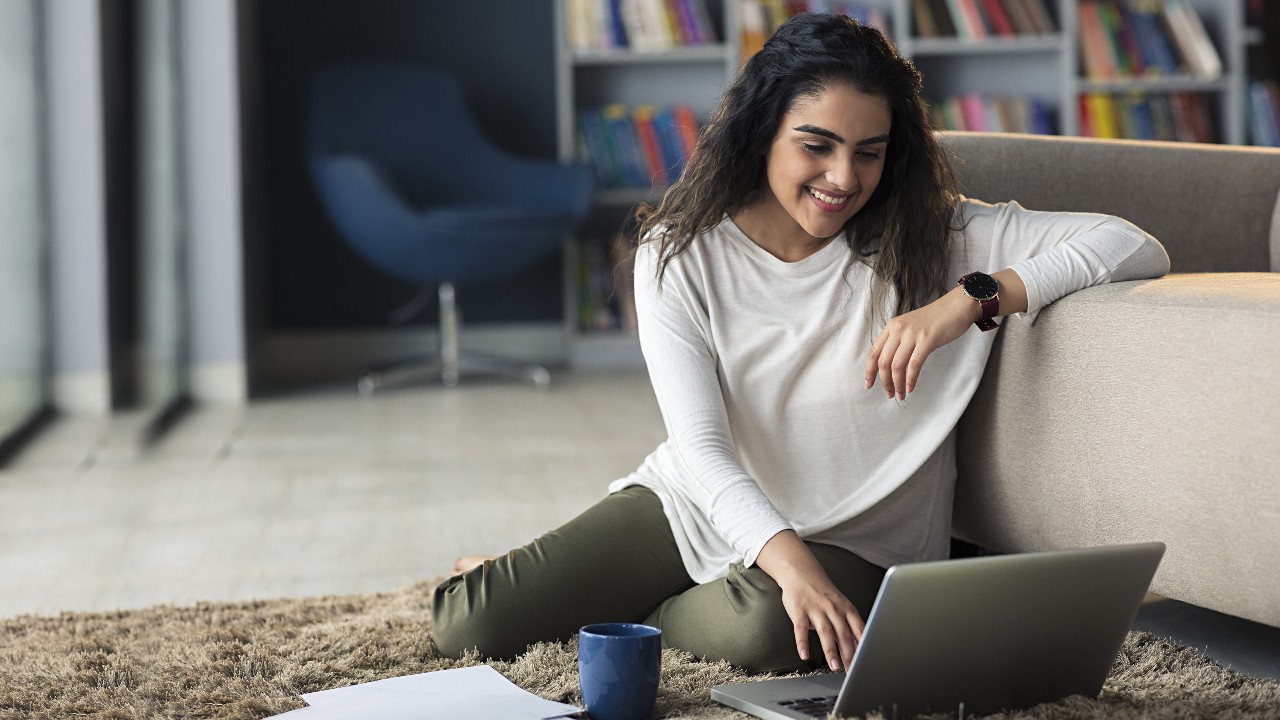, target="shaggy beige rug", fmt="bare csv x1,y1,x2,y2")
2,579,1279,720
